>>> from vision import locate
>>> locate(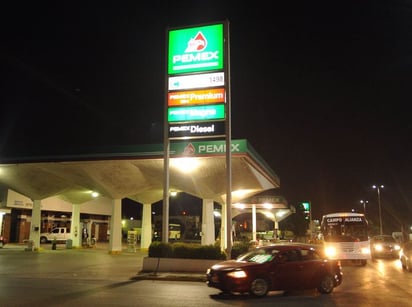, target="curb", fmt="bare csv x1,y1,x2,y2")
133,272,206,282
